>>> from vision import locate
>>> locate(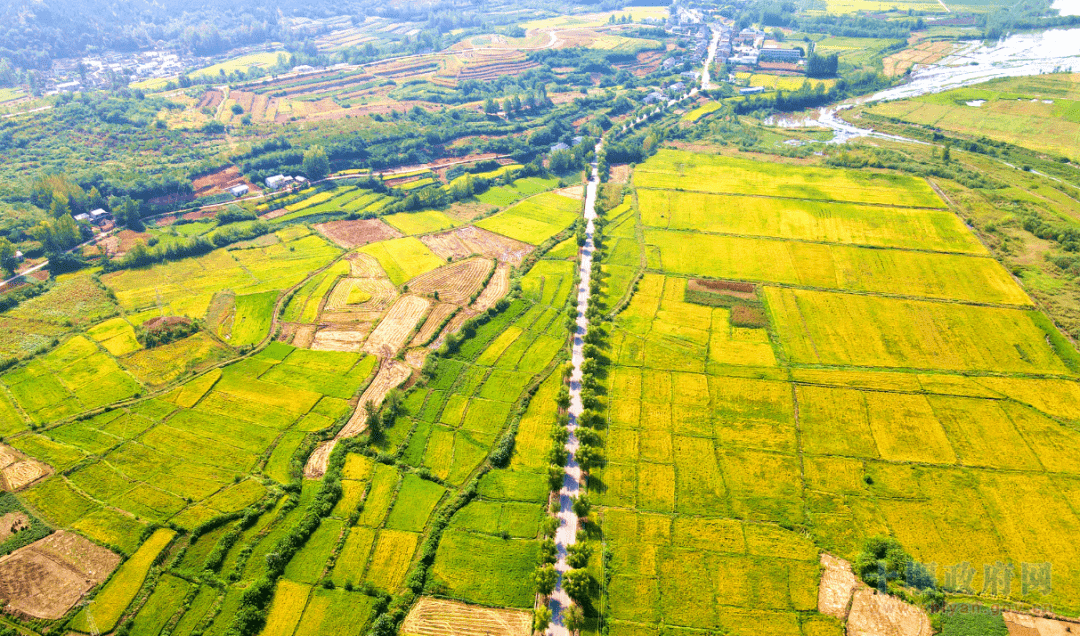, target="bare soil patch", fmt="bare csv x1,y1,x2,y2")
554,185,584,200
472,262,510,312
404,348,428,370
847,587,933,636
117,230,152,254
818,553,859,619
311,326,369,352
608,164,632,183
1004,612,1080,636
407,258,493,305
292,324,317,348
0,530,120,620
364,295,431,358
411,303,459,347
315,219,403,249
0,513,29,545
192,166,259,198
421,226,533,266
0,445,51,492
401,597,531,636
